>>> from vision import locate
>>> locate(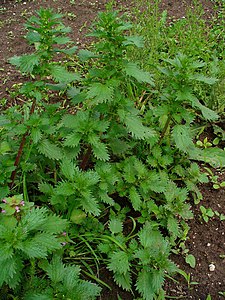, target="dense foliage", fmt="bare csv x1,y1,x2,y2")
0,3,224,299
